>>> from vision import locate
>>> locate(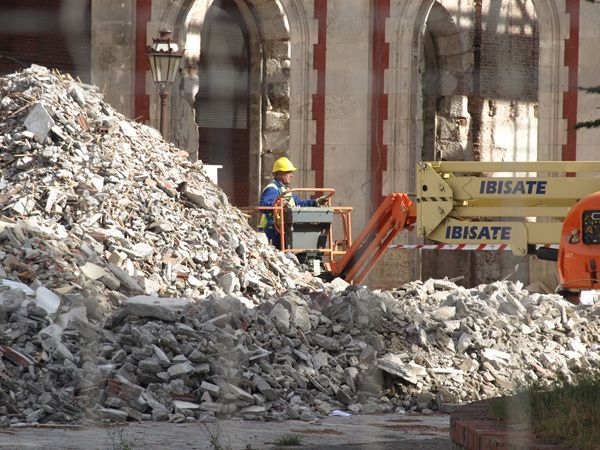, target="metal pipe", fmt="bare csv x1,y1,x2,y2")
158,82,168,138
